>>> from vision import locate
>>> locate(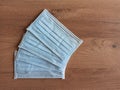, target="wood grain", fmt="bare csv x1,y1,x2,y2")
0,0,120,90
